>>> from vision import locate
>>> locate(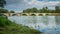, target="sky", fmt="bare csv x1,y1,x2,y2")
5,0,60,13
